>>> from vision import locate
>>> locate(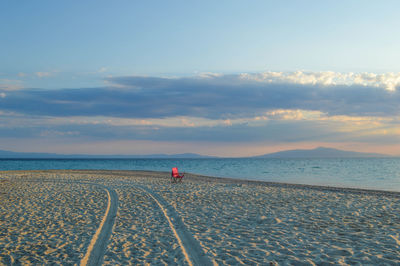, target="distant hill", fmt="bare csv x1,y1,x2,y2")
0,150,215,159
253,147,390,158
0,147,391,159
